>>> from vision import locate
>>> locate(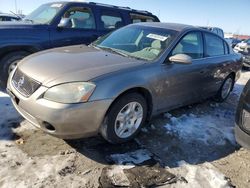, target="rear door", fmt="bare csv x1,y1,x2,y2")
201,32,233,96
50,5,100,47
